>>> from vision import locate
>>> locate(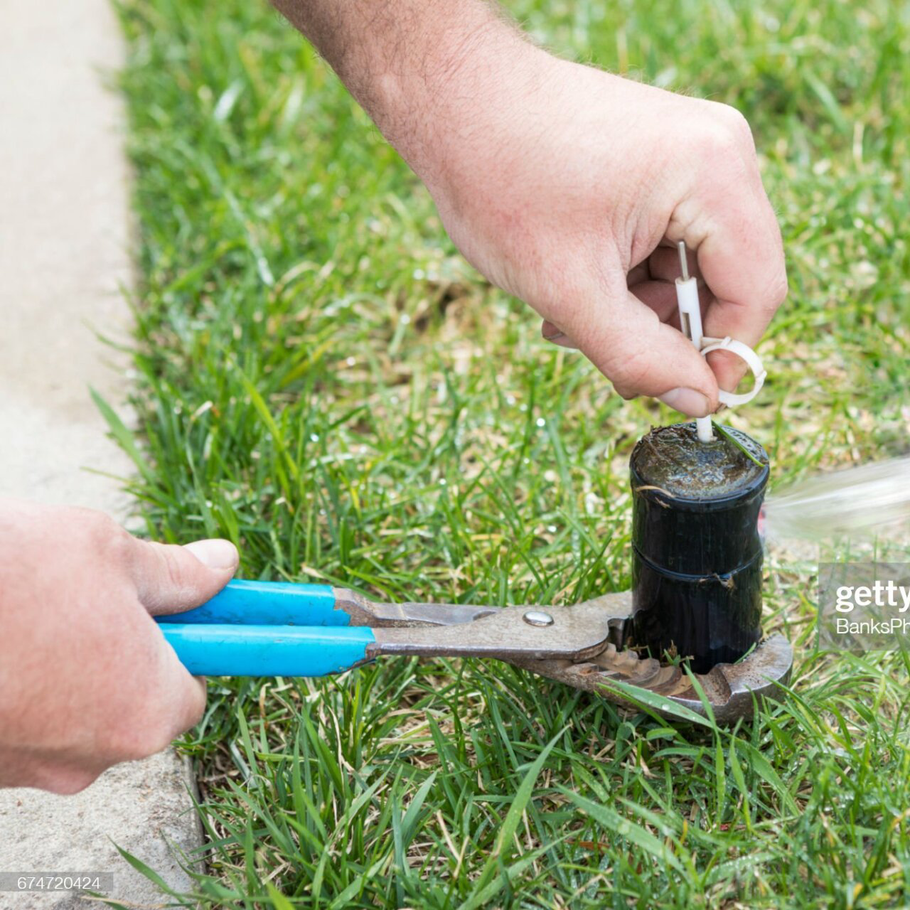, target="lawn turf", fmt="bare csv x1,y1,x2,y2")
113,0,910,906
